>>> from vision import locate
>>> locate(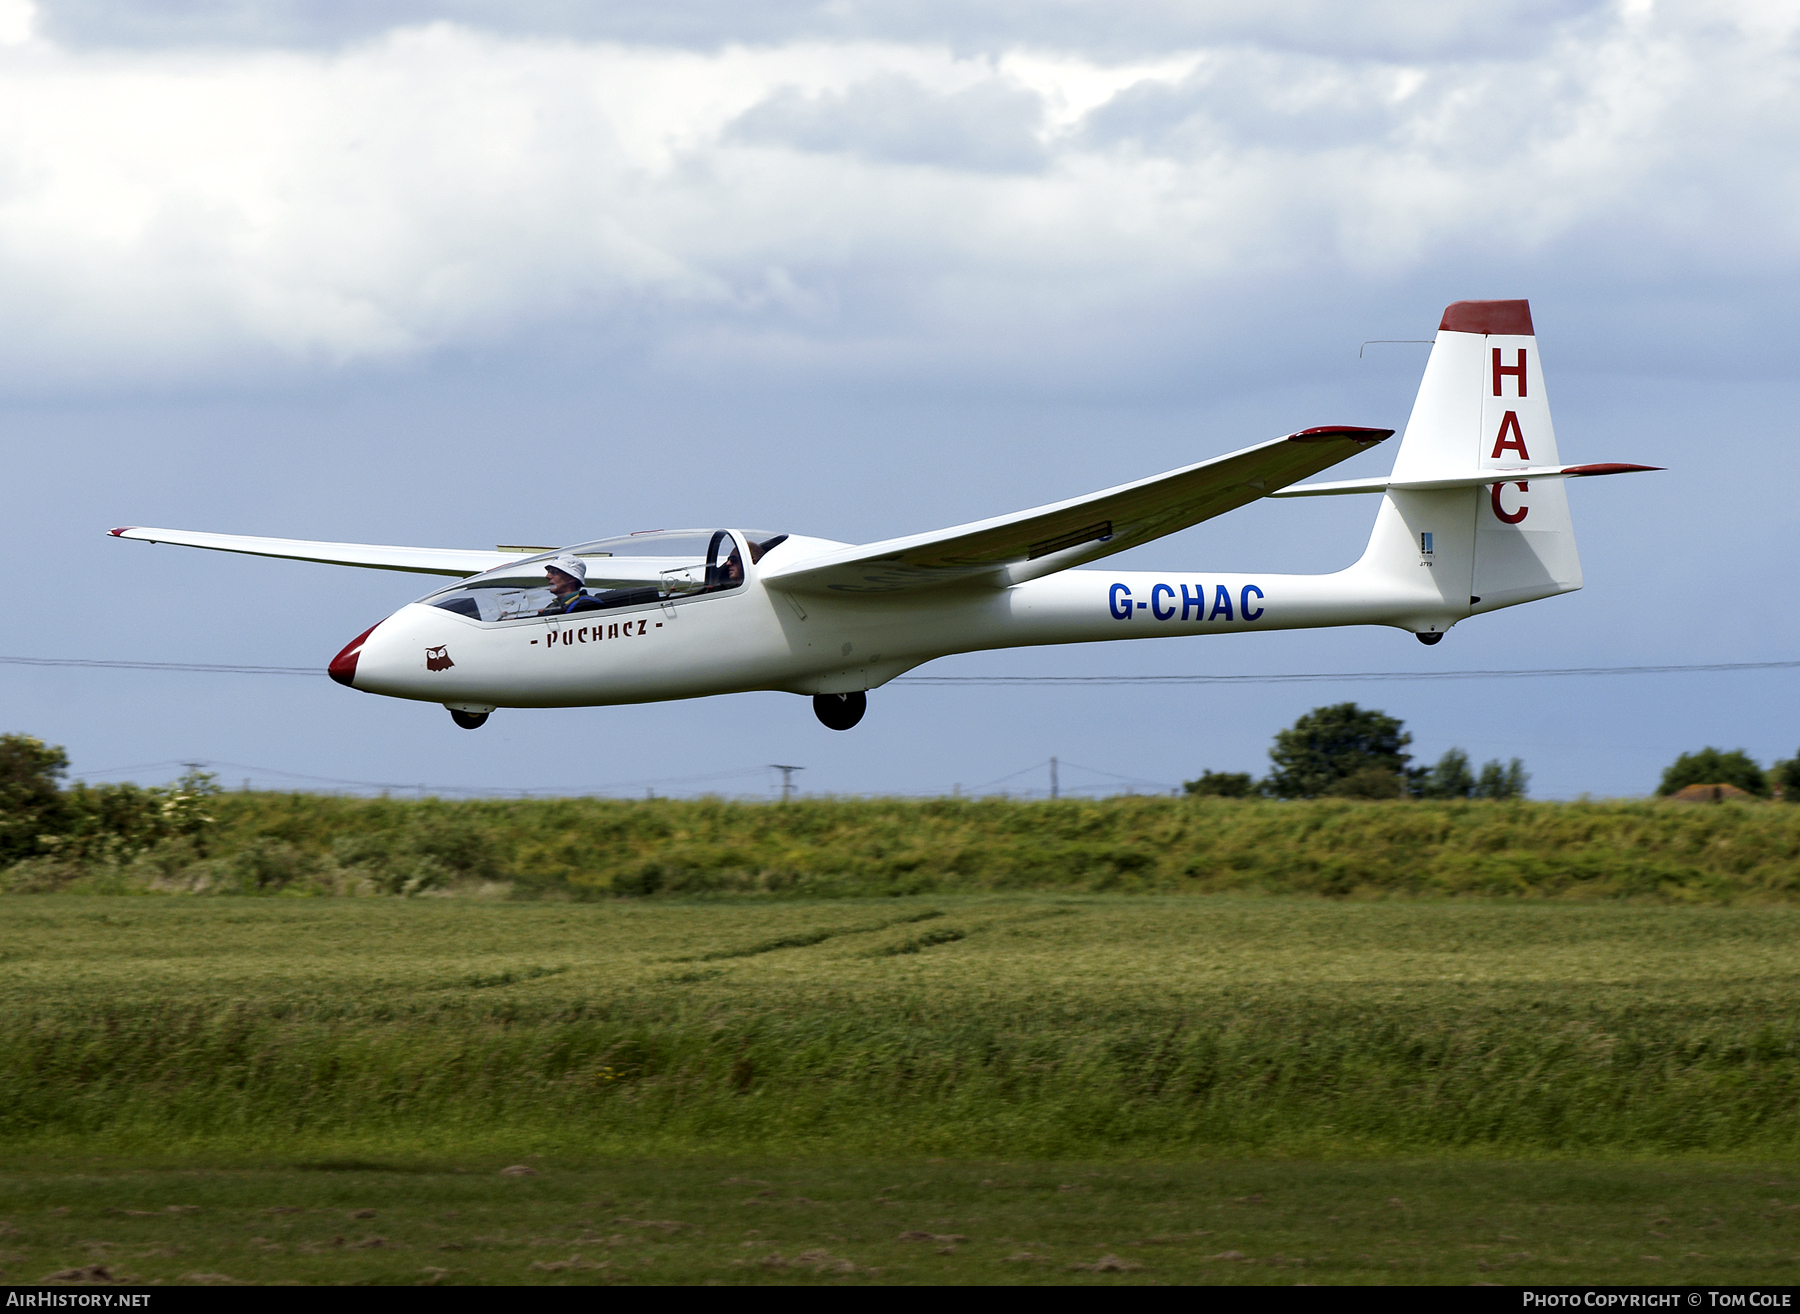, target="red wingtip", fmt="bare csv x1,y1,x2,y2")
1439,300,1534,336
1288,426,1395,444
329,623,380,689
108,527,134,537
